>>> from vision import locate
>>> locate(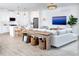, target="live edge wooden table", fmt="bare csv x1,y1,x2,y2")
22,29,52,50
